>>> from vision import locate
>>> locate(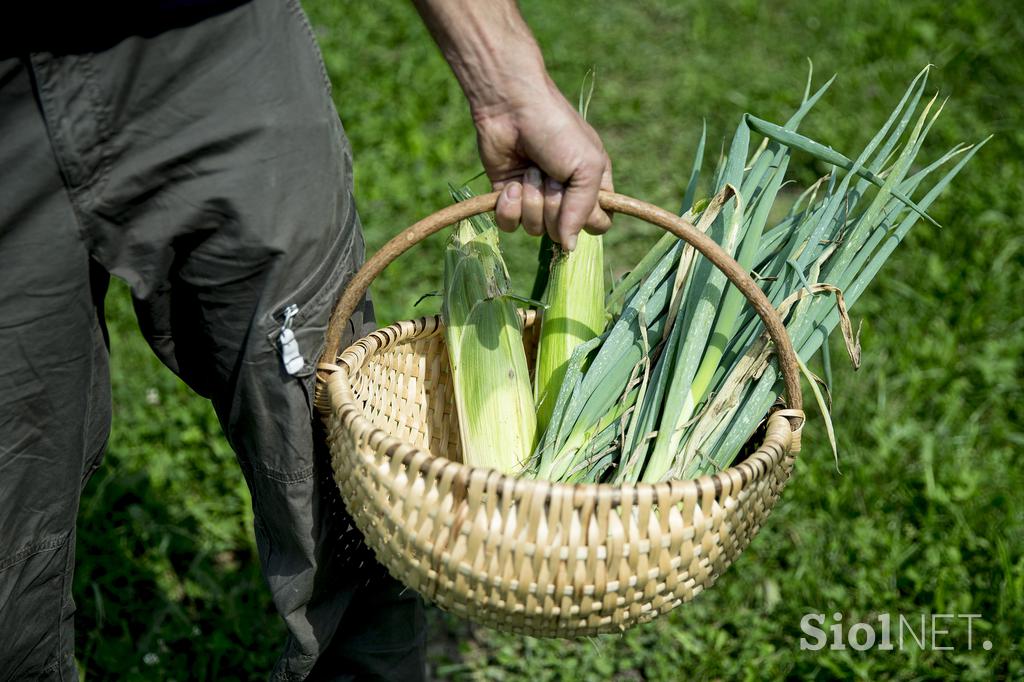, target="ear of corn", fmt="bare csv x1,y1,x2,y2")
532,245,679,481
533,232,606,434
442,196,536,474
